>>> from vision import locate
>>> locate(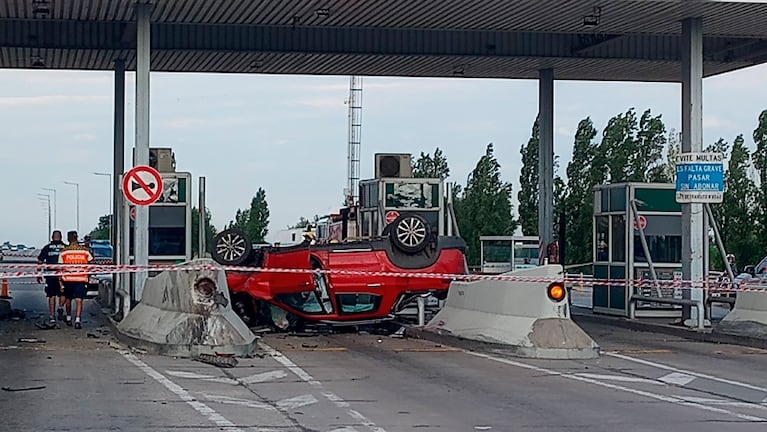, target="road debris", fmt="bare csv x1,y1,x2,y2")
2,385,47,392
195,353,238,368
17,337,45,344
